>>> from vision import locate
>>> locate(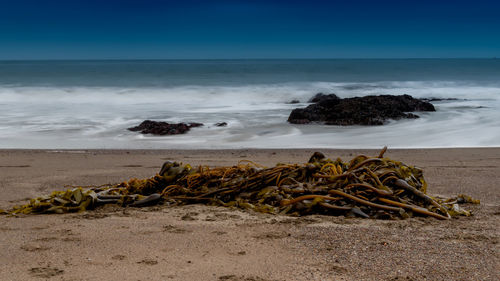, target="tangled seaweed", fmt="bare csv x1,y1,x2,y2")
3,148,479,219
